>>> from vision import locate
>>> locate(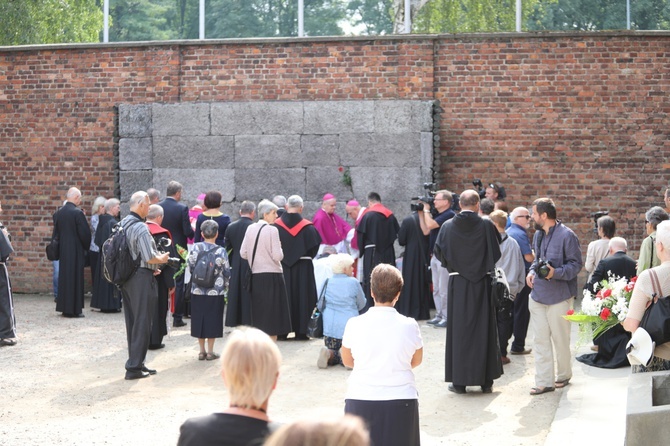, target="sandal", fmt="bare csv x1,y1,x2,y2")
555,379,571,388
206,353,220,361
0,338,17,346
198,352,206,361
530,386,555,396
